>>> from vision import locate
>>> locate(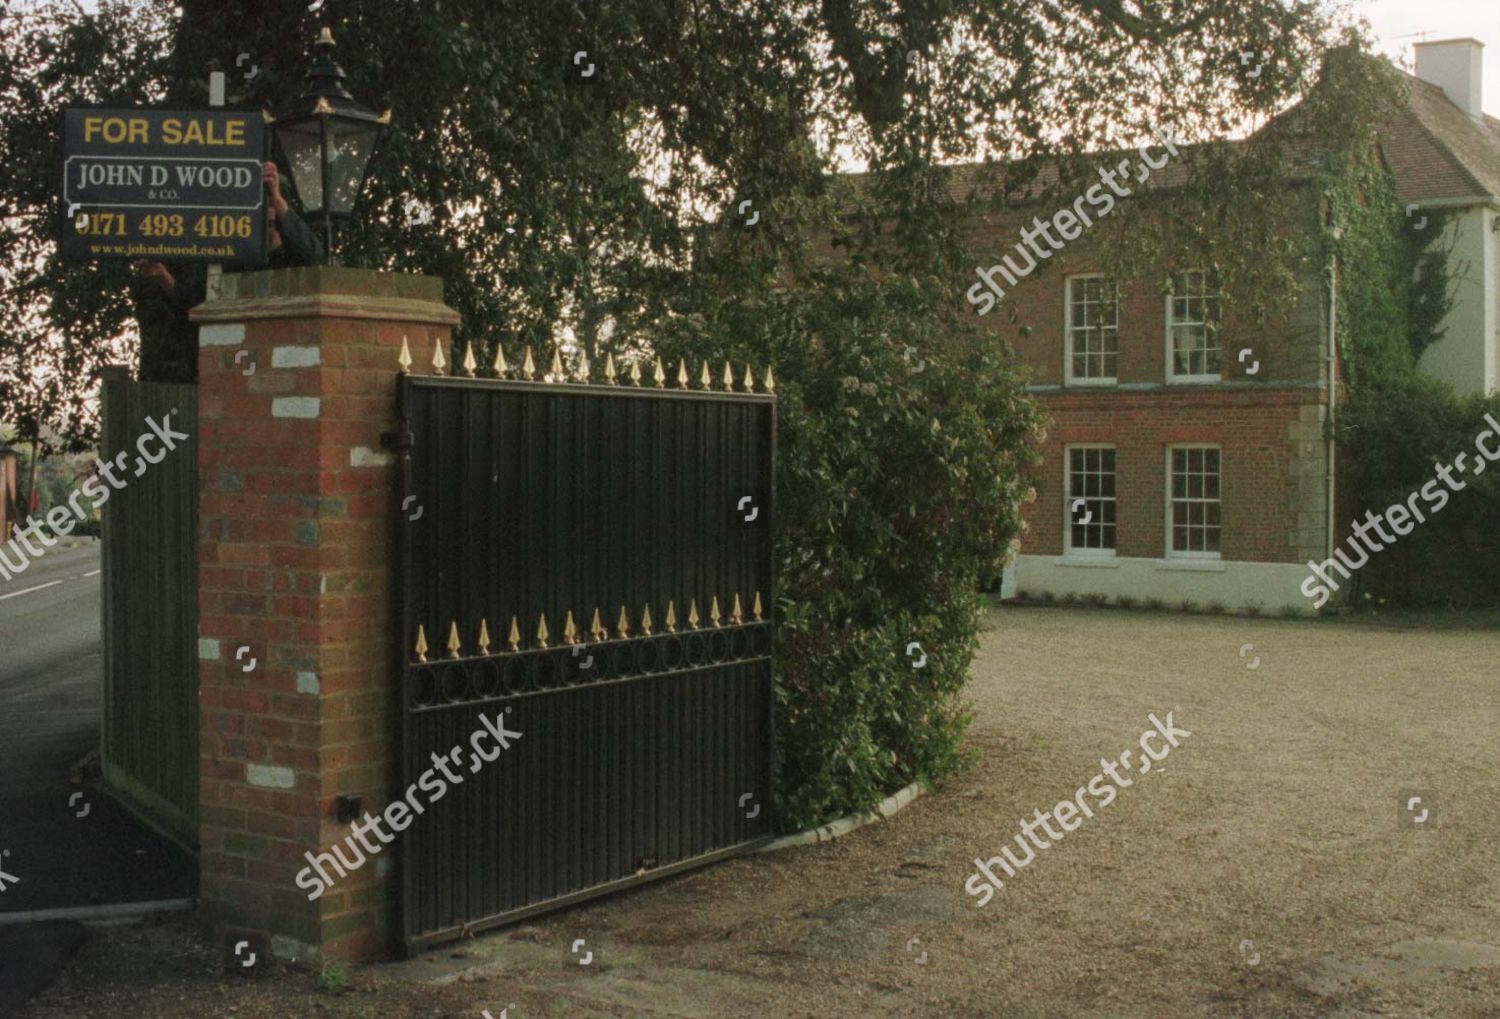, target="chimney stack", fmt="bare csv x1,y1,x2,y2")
1414,38,1485,120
